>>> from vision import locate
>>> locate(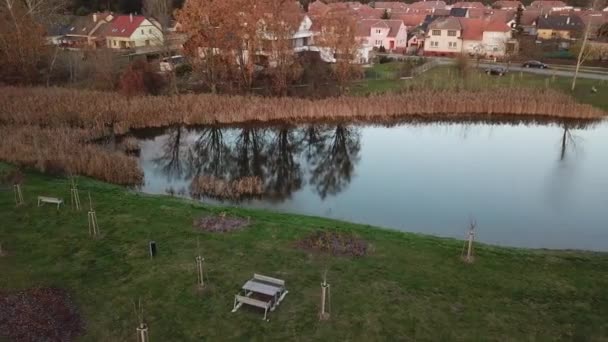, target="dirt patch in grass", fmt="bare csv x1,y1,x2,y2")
0,287,84,342
296,231,369,257
193,214,250,233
